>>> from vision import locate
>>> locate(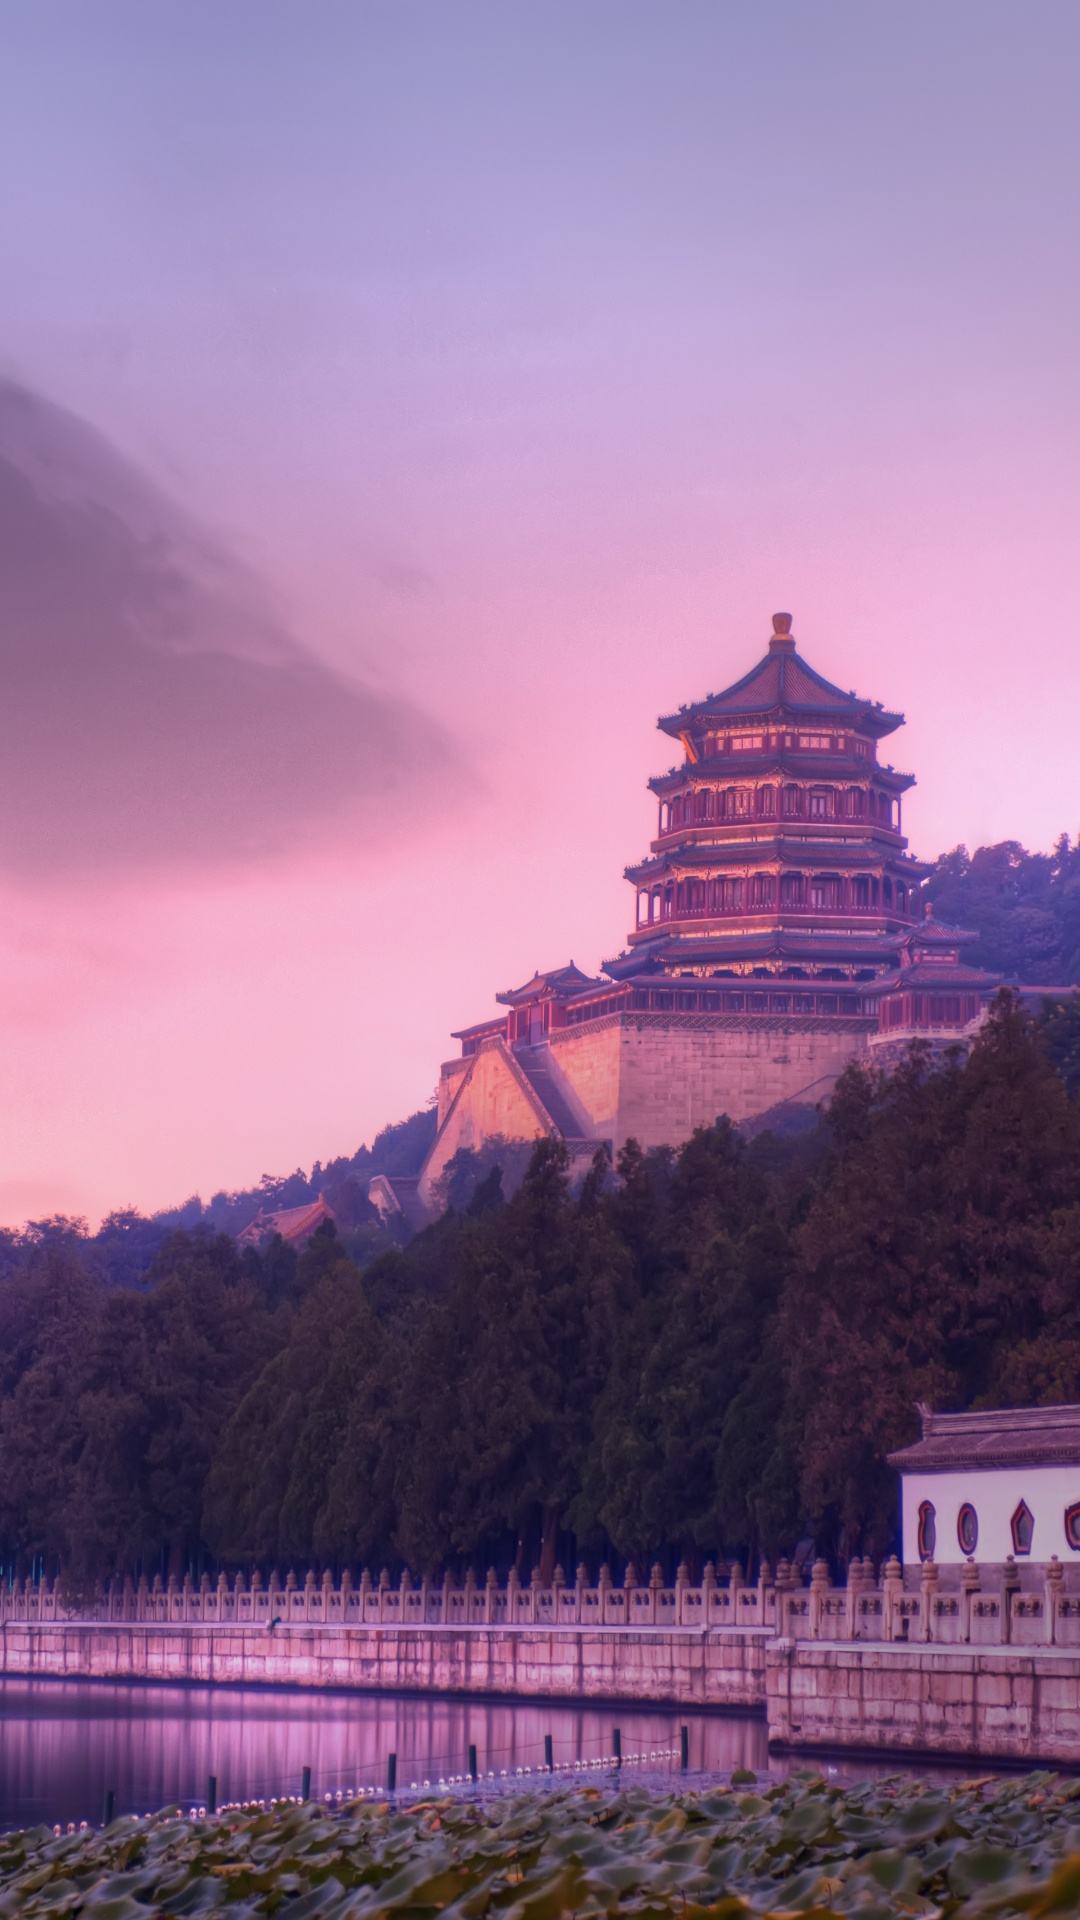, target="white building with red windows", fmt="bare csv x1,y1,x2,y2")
889,1404,1080,1571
